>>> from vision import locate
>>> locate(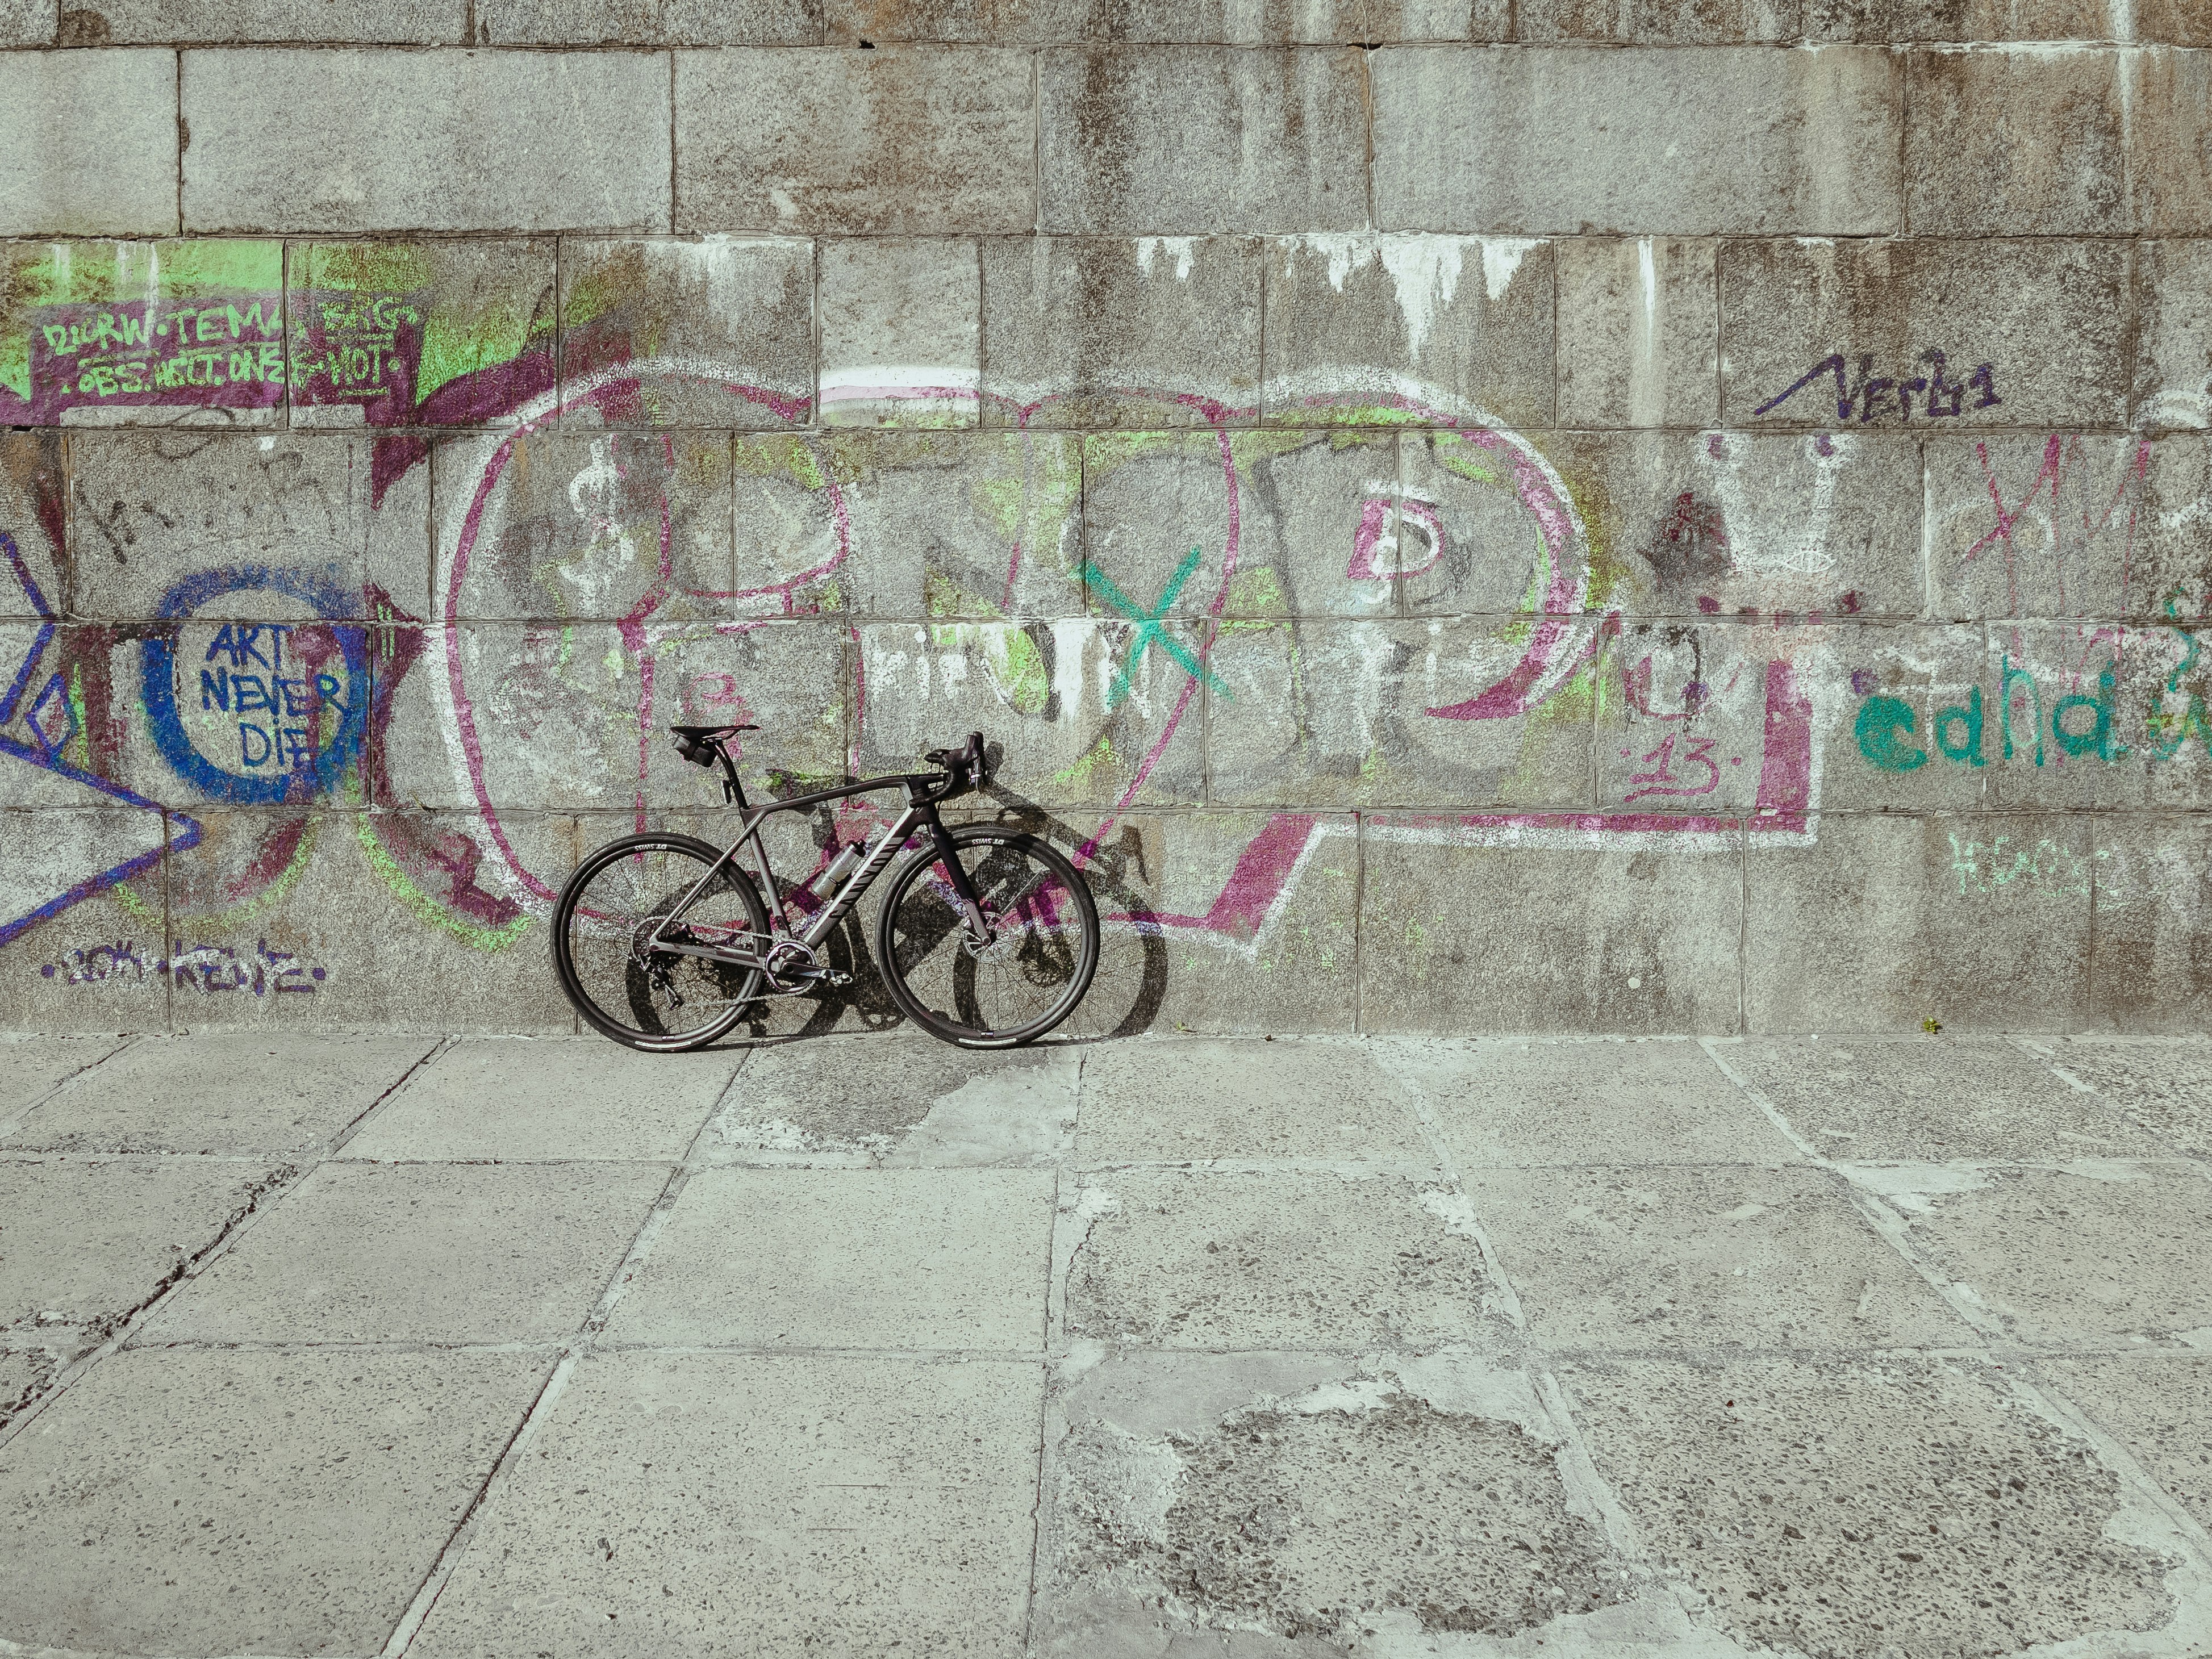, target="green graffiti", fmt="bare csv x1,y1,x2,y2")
1947,831,2103,900
1933,686,1985,768
1999,655,2043,765
2146,626,2212,761
2052,664,2128,762
1855,695,1927,771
